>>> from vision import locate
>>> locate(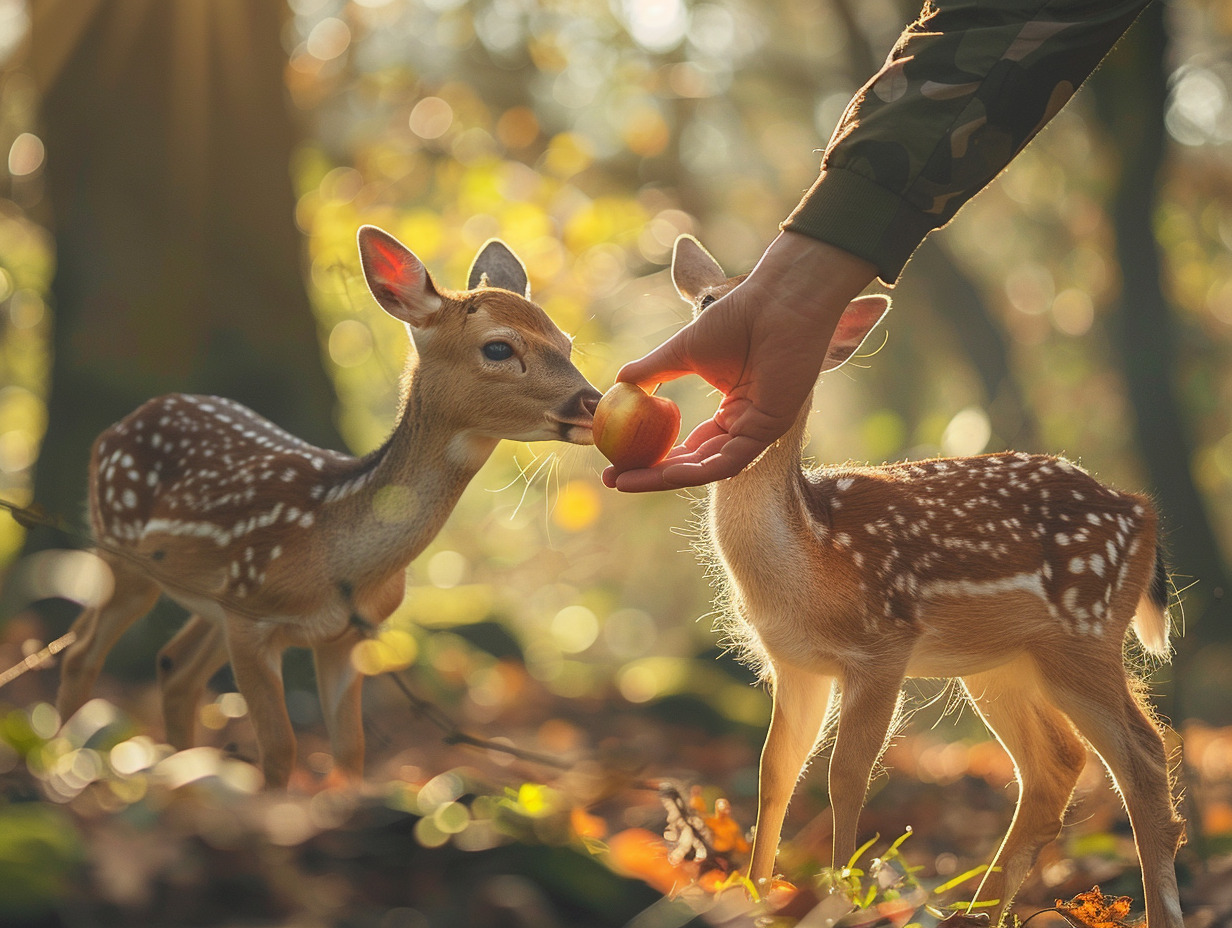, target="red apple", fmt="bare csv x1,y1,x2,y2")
593,382,681,470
